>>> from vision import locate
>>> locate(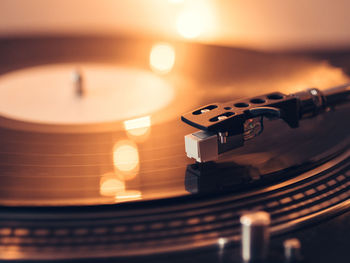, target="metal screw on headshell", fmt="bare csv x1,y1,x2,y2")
218,131,229,144
218,115,229,144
